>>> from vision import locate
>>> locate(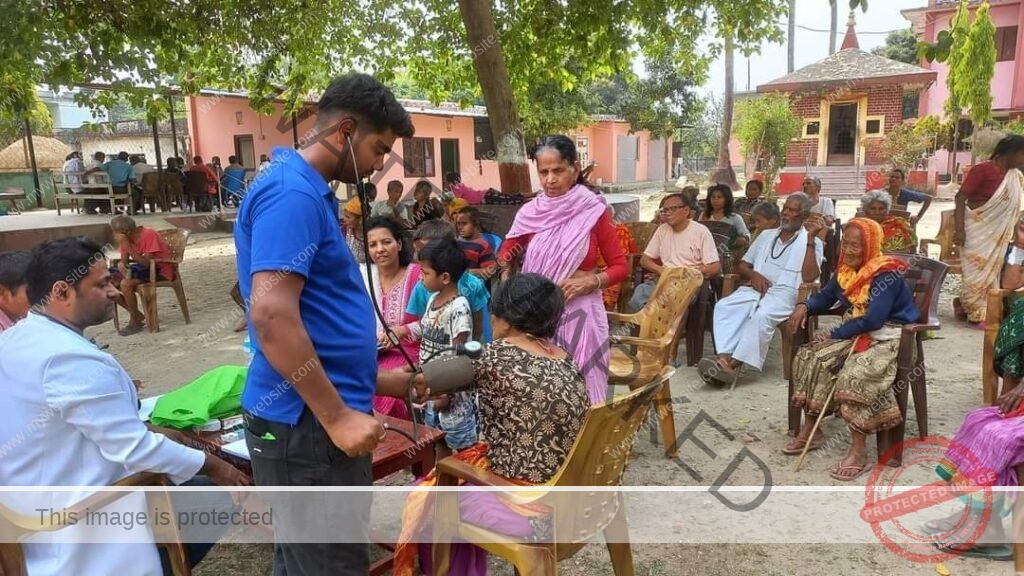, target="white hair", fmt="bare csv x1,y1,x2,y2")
861,190,891,212
786,192,813,215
